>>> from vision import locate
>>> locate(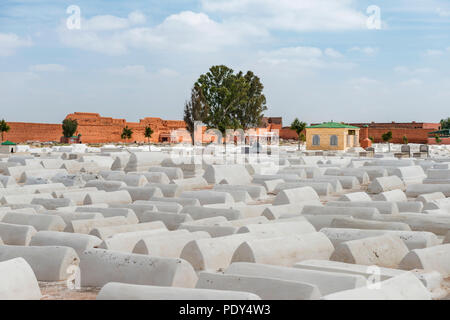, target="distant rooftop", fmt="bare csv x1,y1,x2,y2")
307,122,360,129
